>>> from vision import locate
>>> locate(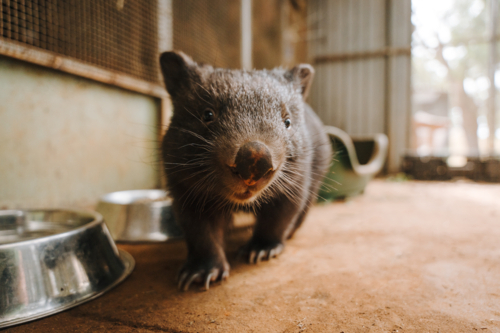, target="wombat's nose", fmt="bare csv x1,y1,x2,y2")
233,141,273,186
